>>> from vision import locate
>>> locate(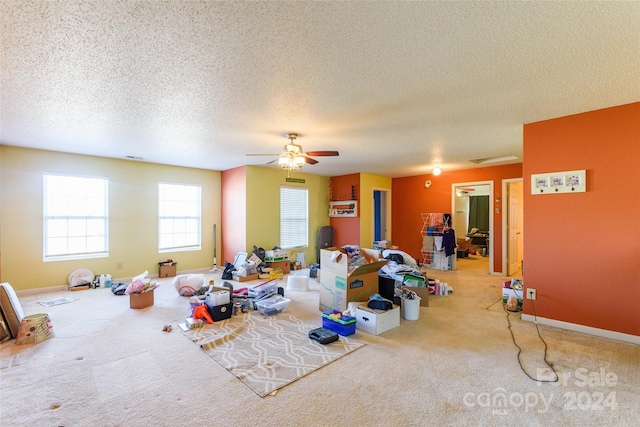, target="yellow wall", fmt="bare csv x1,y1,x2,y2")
359,173,392,248
0,146,221,291
246,166,330,264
